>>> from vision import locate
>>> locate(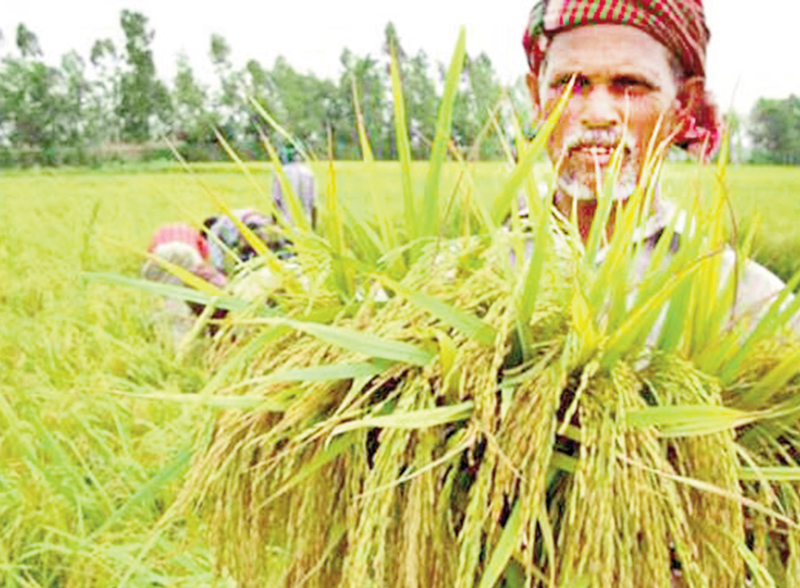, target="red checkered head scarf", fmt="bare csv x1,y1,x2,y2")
523,0,721,159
